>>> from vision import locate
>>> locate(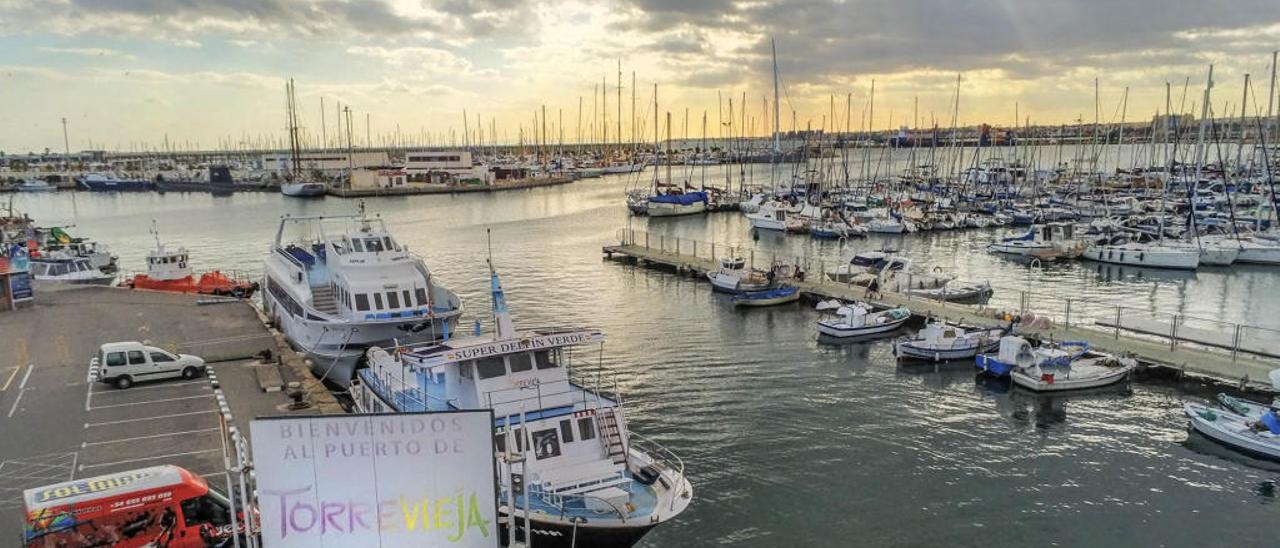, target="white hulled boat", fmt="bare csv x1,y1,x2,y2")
18,179,56,192
816,303,911,339
1081,241,1201,270
746,203,789,231
893,321,1004,362
262,209,462,386
987,222,1084,258
280,181,327,197
352,263,692,547
706,257,771,293
28,256,114,285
